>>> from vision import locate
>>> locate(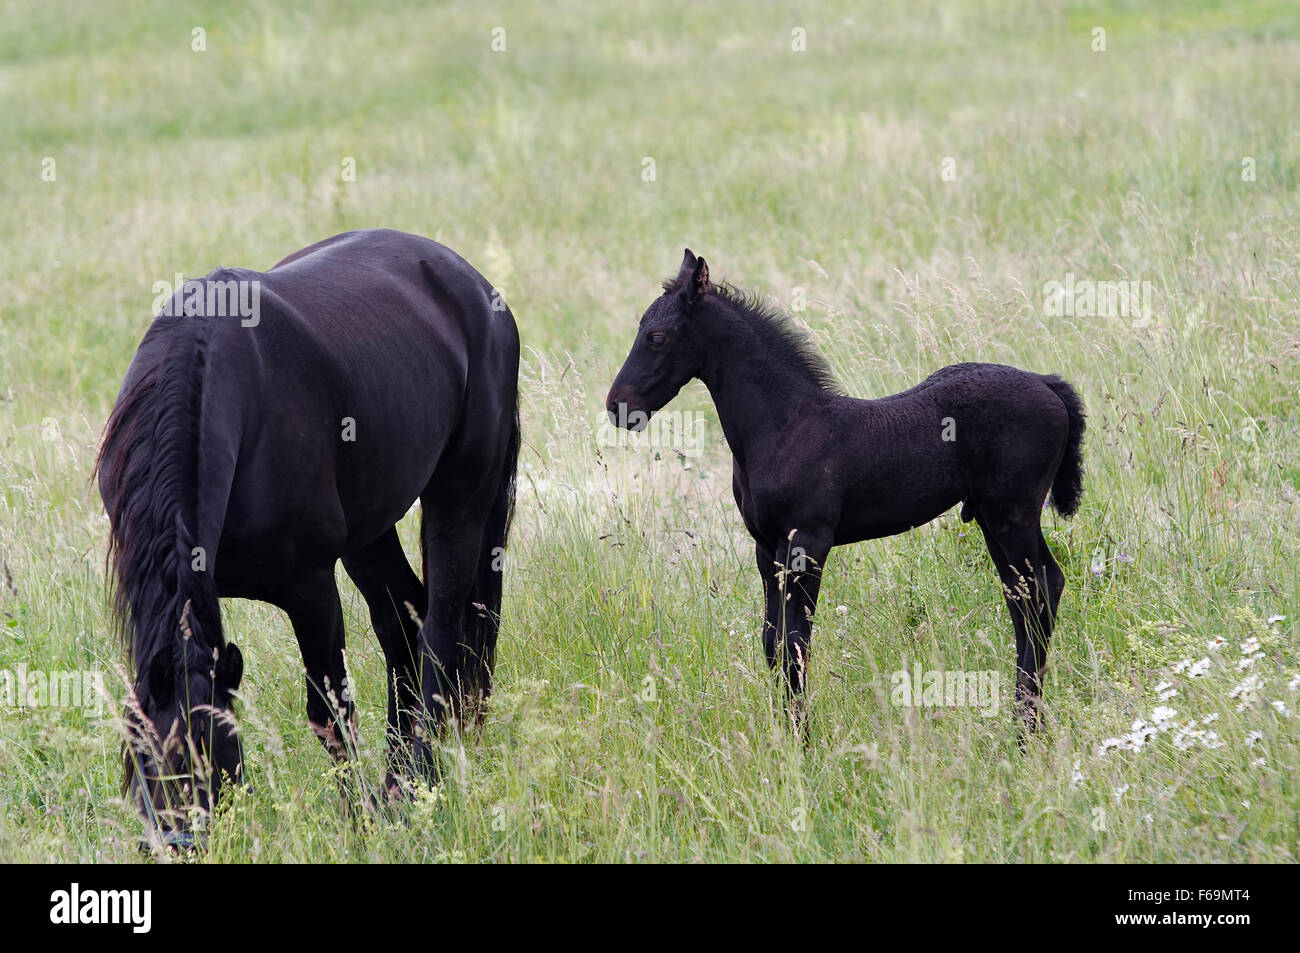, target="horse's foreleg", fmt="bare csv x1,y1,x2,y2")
282,568,357,762
755,541,781,670
774,530,831,726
